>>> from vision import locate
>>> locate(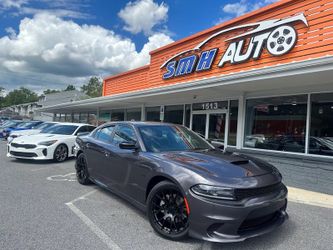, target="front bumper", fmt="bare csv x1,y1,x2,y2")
187,184,288,243
7,144,54,160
